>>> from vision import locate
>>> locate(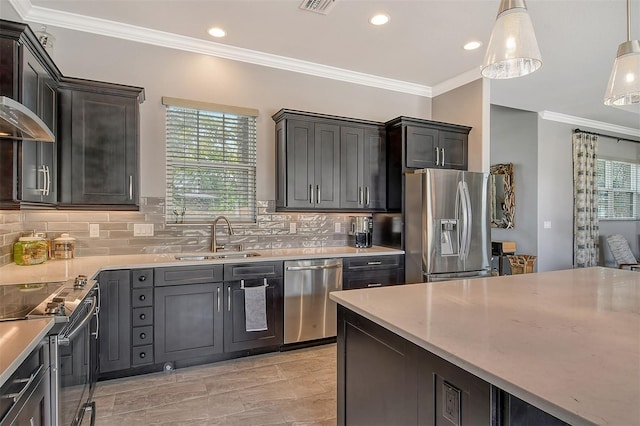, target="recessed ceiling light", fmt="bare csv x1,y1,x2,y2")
369,14,390,26
208,27,226,38
463,41,482,51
